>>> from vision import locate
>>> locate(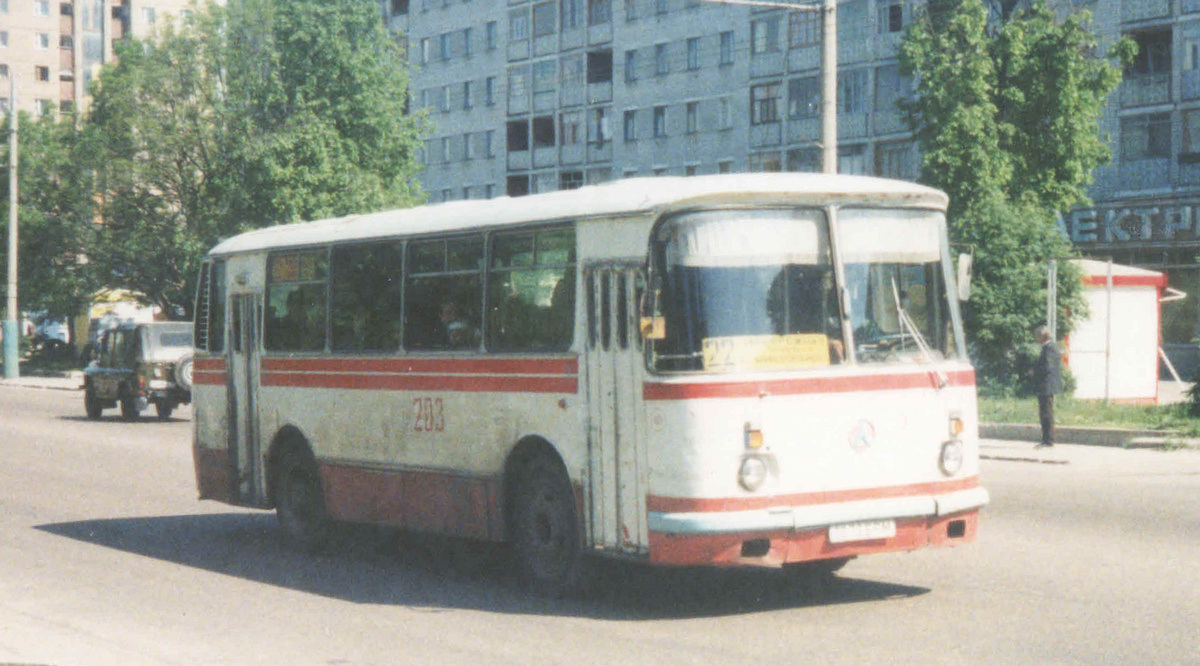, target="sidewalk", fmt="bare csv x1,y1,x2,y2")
0,371,84,391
